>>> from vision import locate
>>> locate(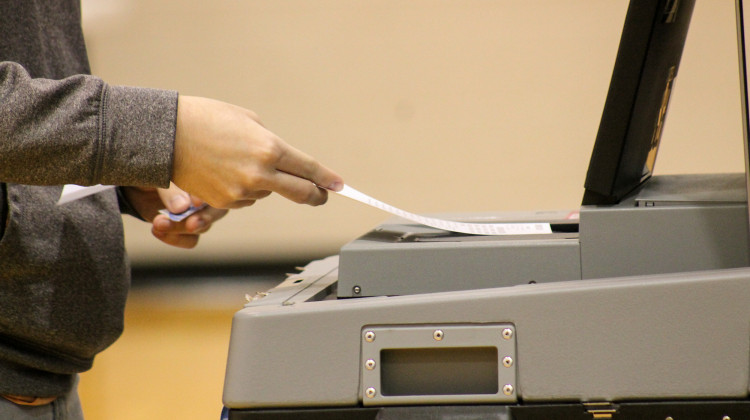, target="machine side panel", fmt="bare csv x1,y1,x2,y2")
223,266,750,408
580,203,750,279
339,238,581,297
223,303,364,408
